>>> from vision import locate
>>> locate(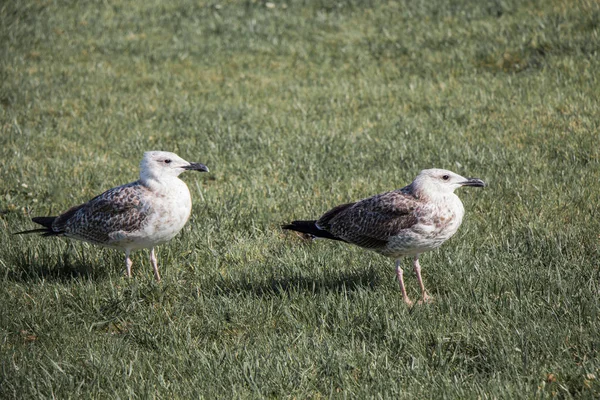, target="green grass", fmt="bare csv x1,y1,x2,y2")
1,0,600,397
